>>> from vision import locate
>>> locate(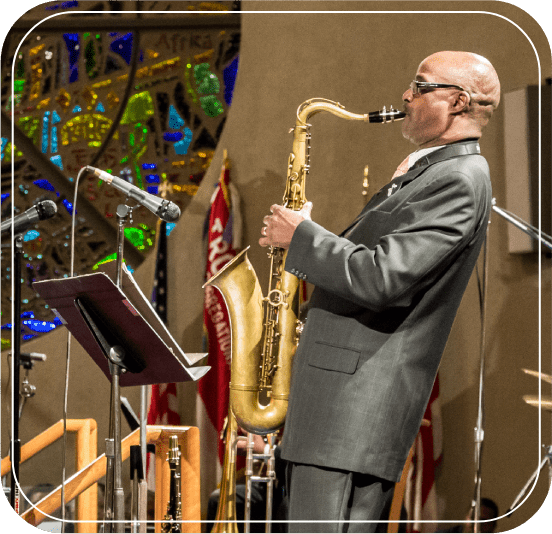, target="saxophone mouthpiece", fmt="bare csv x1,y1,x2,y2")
368,106,406,123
